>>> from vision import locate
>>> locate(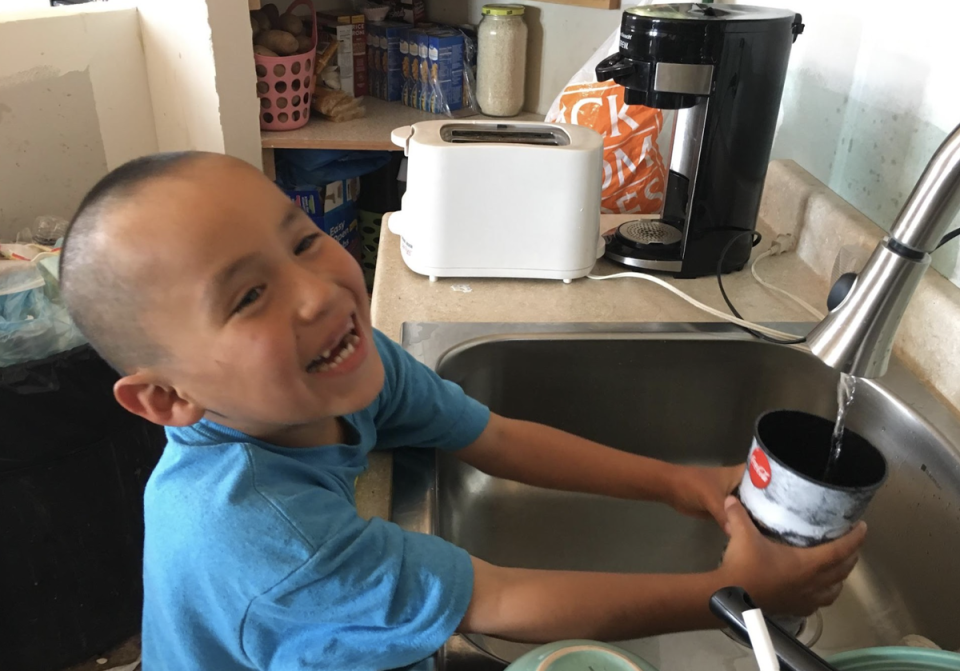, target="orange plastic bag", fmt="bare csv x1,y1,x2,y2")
545,29,667,215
